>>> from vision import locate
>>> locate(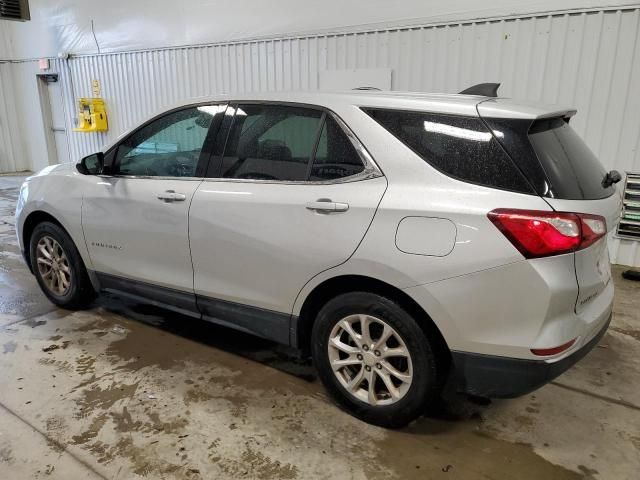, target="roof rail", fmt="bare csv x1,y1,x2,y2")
459,83,501,97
